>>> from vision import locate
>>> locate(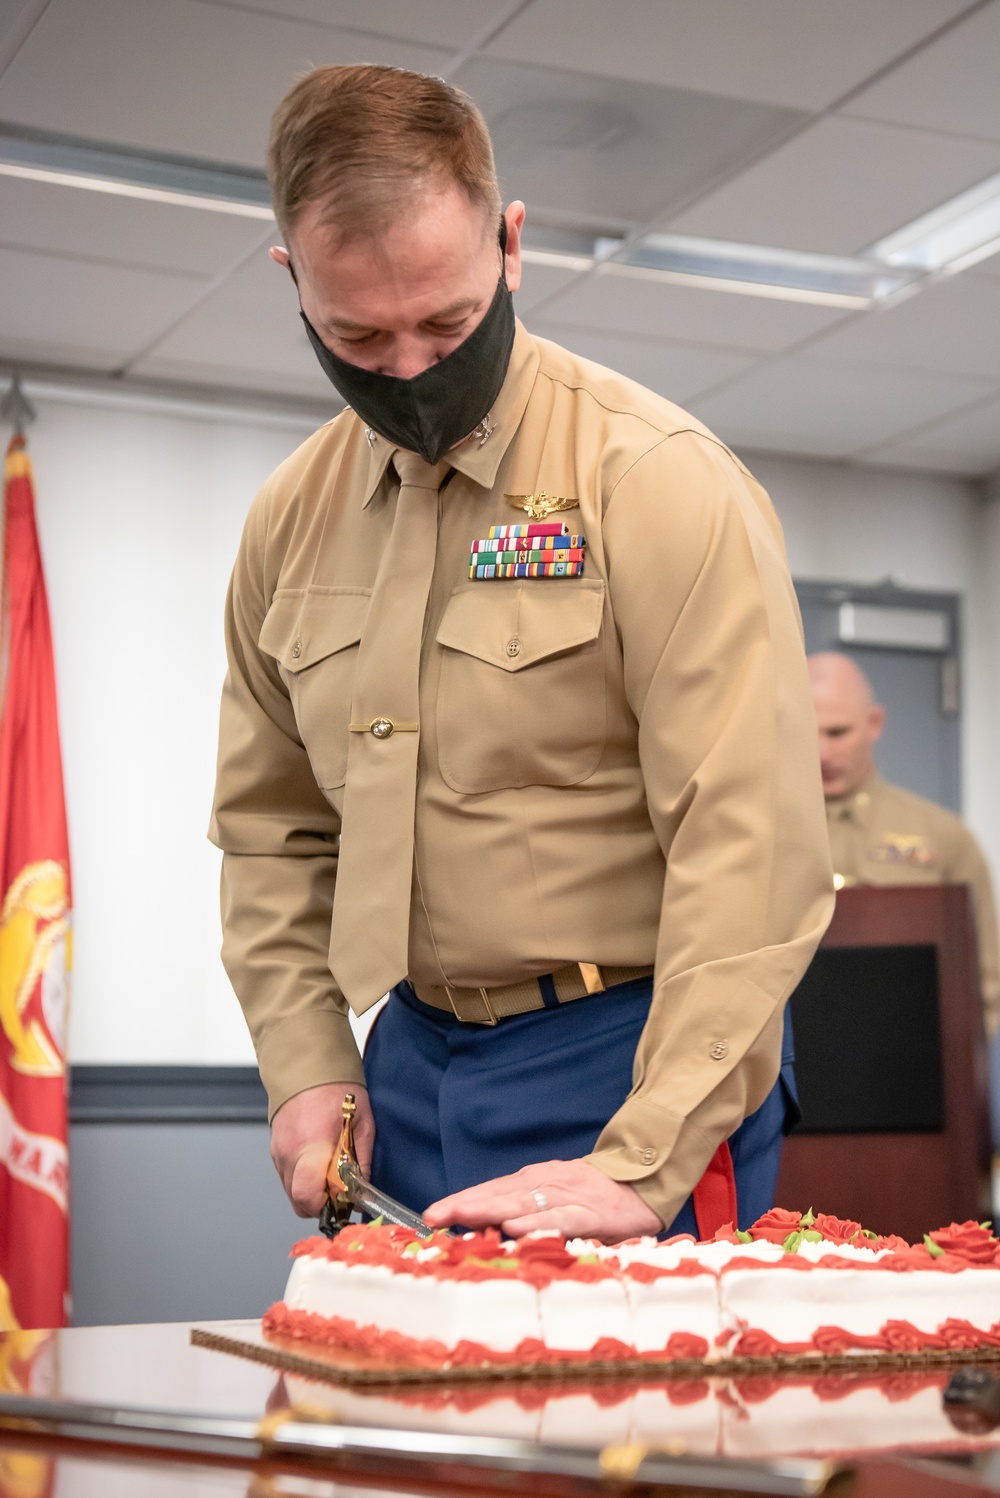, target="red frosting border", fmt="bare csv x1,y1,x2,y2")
263,1302,709,1366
